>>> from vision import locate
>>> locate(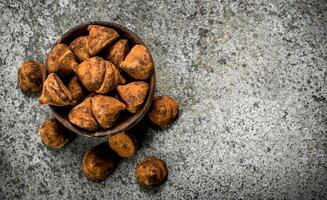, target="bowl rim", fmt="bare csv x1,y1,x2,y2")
47,21,155,138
